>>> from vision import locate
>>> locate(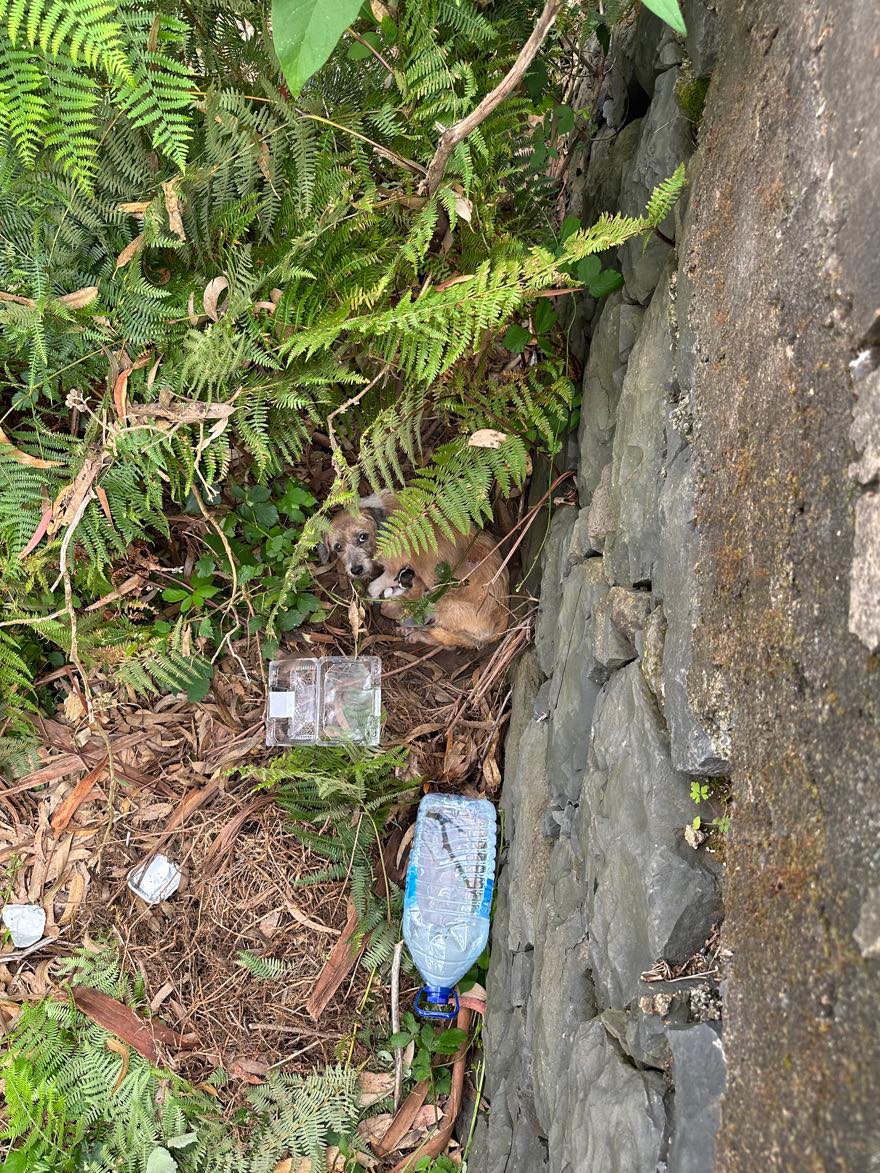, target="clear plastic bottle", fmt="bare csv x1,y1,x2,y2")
403,793,497,1019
